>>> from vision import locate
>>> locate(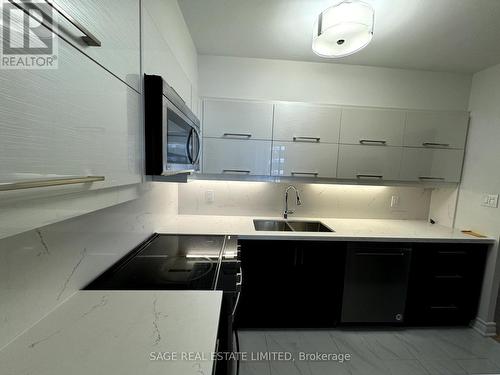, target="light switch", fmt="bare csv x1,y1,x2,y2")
205,190,215,203
481,194,498,208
